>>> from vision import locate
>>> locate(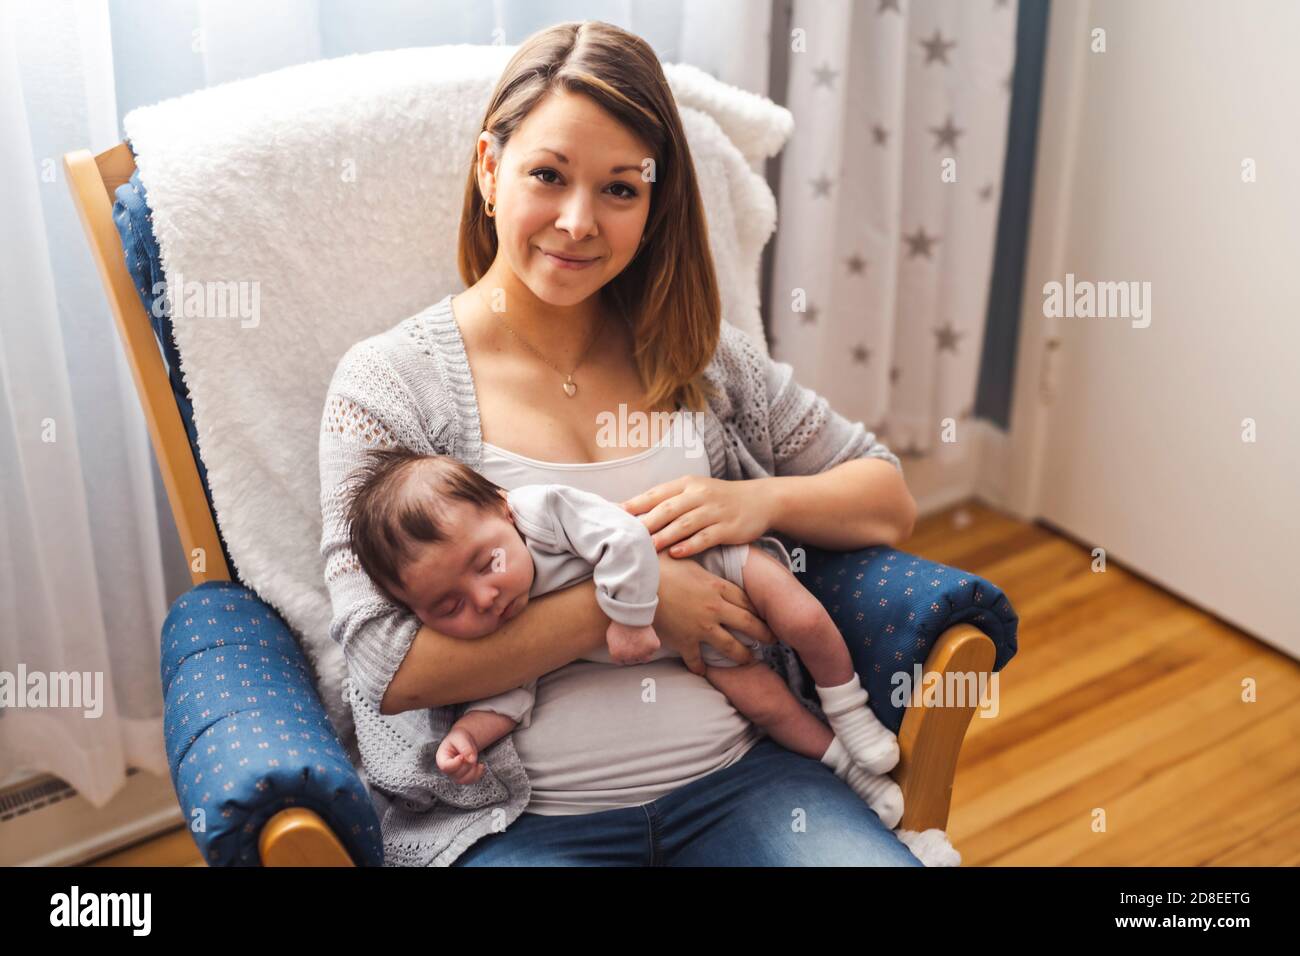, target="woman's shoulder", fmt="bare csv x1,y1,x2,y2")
702,317,773,421
327,293,459,399
322,294,469,455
